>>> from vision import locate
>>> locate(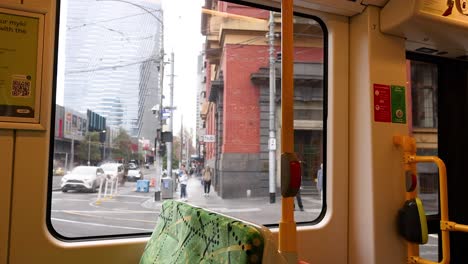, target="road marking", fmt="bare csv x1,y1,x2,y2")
52,198,91,202
92,200,142,204
52,210,157,214
117,194,153,199
207,208,261,213
429,234,438,238
53,210,157,223
51,218,154,232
